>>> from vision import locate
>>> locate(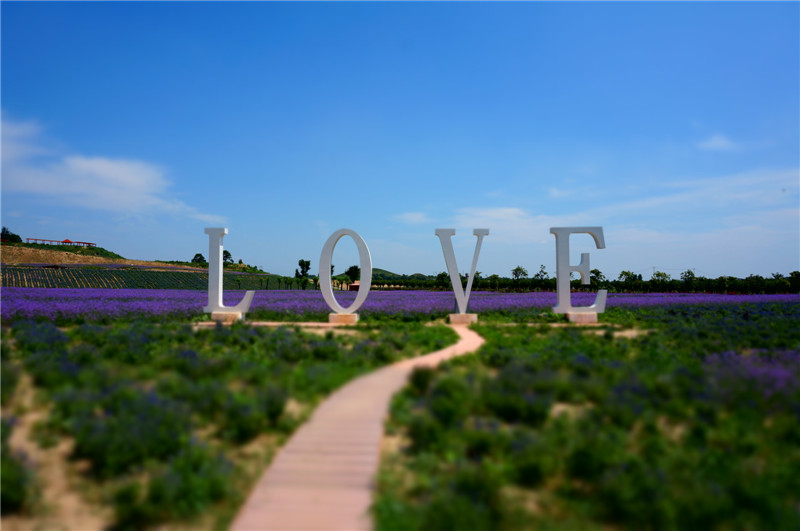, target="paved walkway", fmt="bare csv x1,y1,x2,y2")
229,324,485,531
